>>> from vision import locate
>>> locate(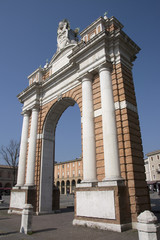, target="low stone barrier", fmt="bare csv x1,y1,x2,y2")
20,204,33,234
137,210,160,240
